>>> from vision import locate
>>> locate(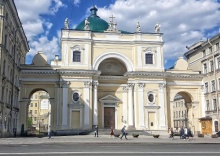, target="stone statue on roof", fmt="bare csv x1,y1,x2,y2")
64,18,69,29
155,22,161,33
136,22,141,32
84,18,90,30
